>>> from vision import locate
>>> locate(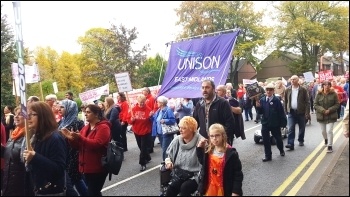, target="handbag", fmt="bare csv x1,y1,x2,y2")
173,167,195,181
160,109,179,135
161,122,179,135
34,172,66,196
